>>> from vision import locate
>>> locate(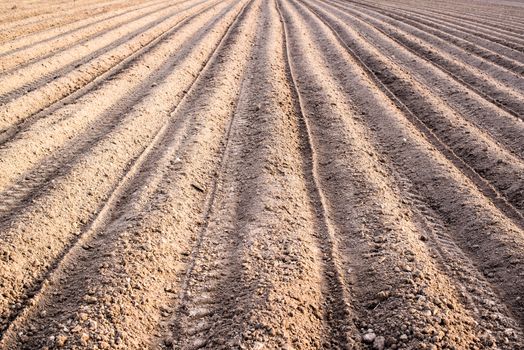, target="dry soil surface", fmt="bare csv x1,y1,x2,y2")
0,0,523,349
